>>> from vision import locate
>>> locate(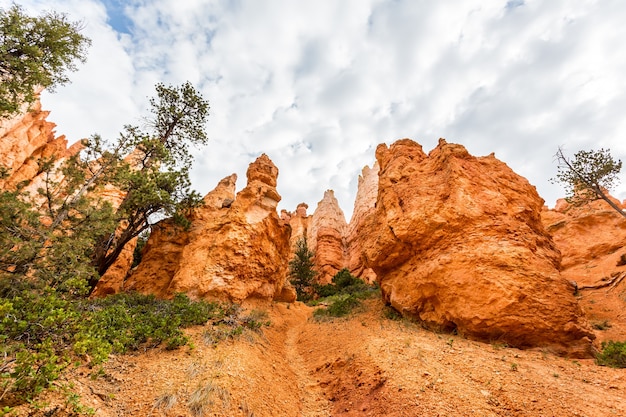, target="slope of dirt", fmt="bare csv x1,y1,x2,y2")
13,293,626,417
